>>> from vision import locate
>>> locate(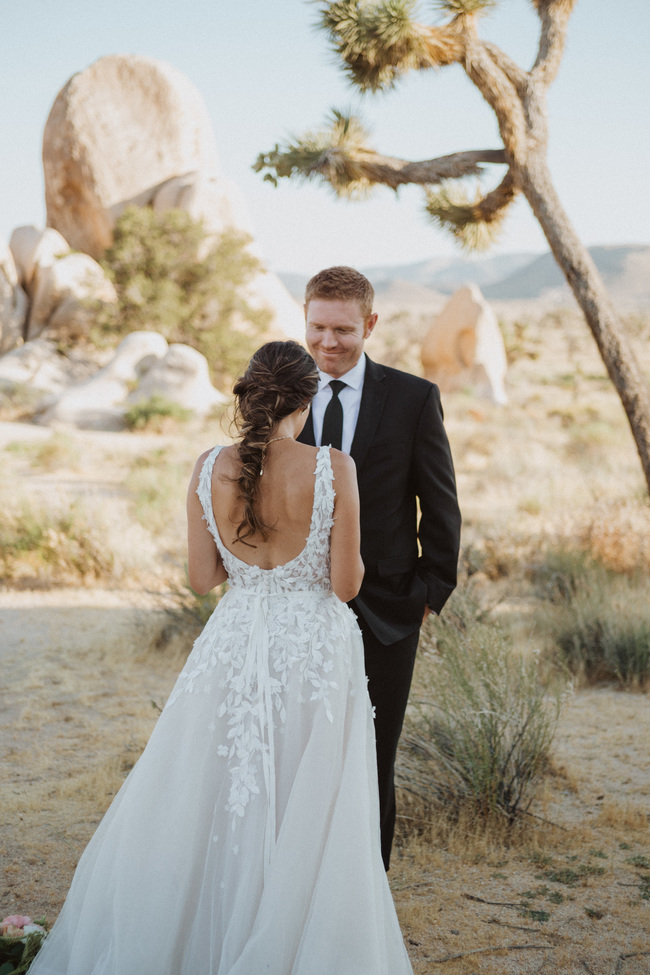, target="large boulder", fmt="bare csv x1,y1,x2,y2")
128,343,226,416
0,339,93,396
421,284,508,405
41,54,303,341
26,252,117,341
151,171,244,245
0,238,28,353
40,331,169,430
9,226,70,291
43,55,234,258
